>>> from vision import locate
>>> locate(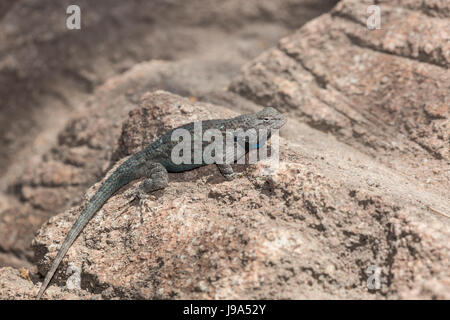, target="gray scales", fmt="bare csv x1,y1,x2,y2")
36,107,286,299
